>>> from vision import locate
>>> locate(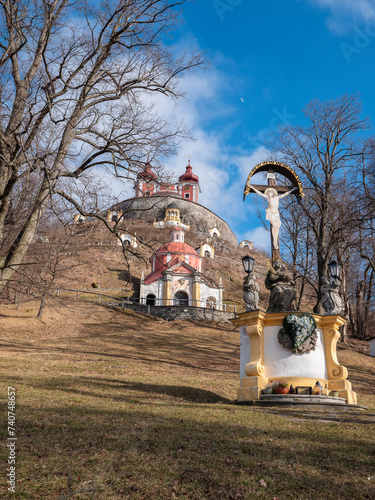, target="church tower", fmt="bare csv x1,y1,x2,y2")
178,159,200,203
